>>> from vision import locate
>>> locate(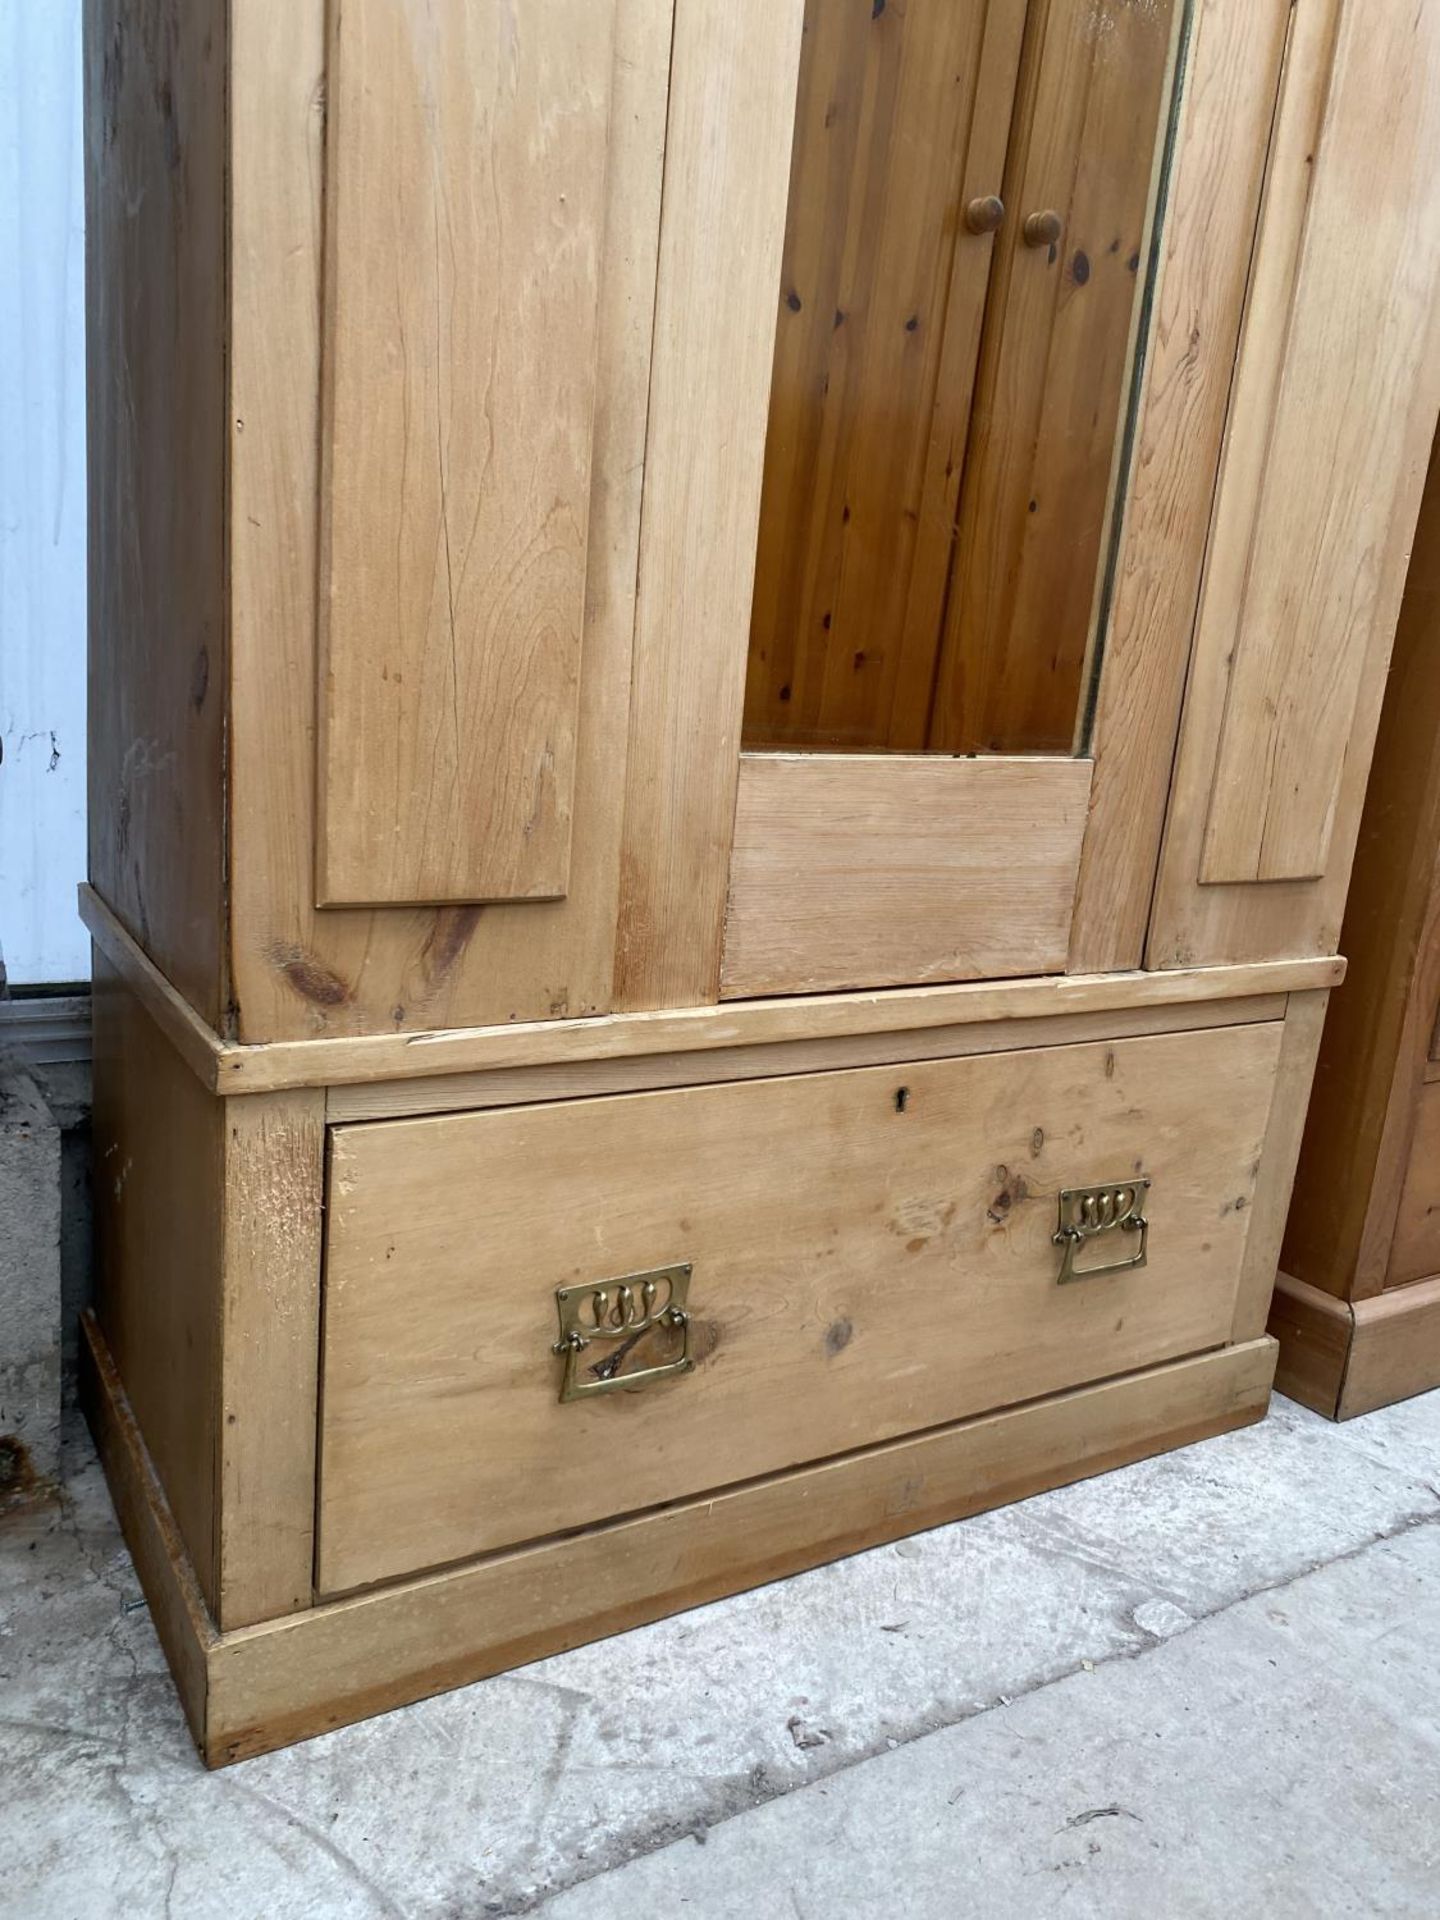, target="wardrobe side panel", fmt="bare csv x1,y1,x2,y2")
91,955,224,1613
84,0,229,1026
1282,432,1440,1300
